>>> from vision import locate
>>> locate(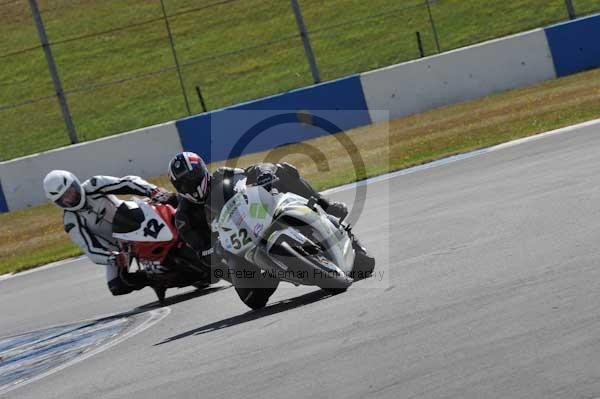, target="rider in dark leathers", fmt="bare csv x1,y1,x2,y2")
167,152,374,274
